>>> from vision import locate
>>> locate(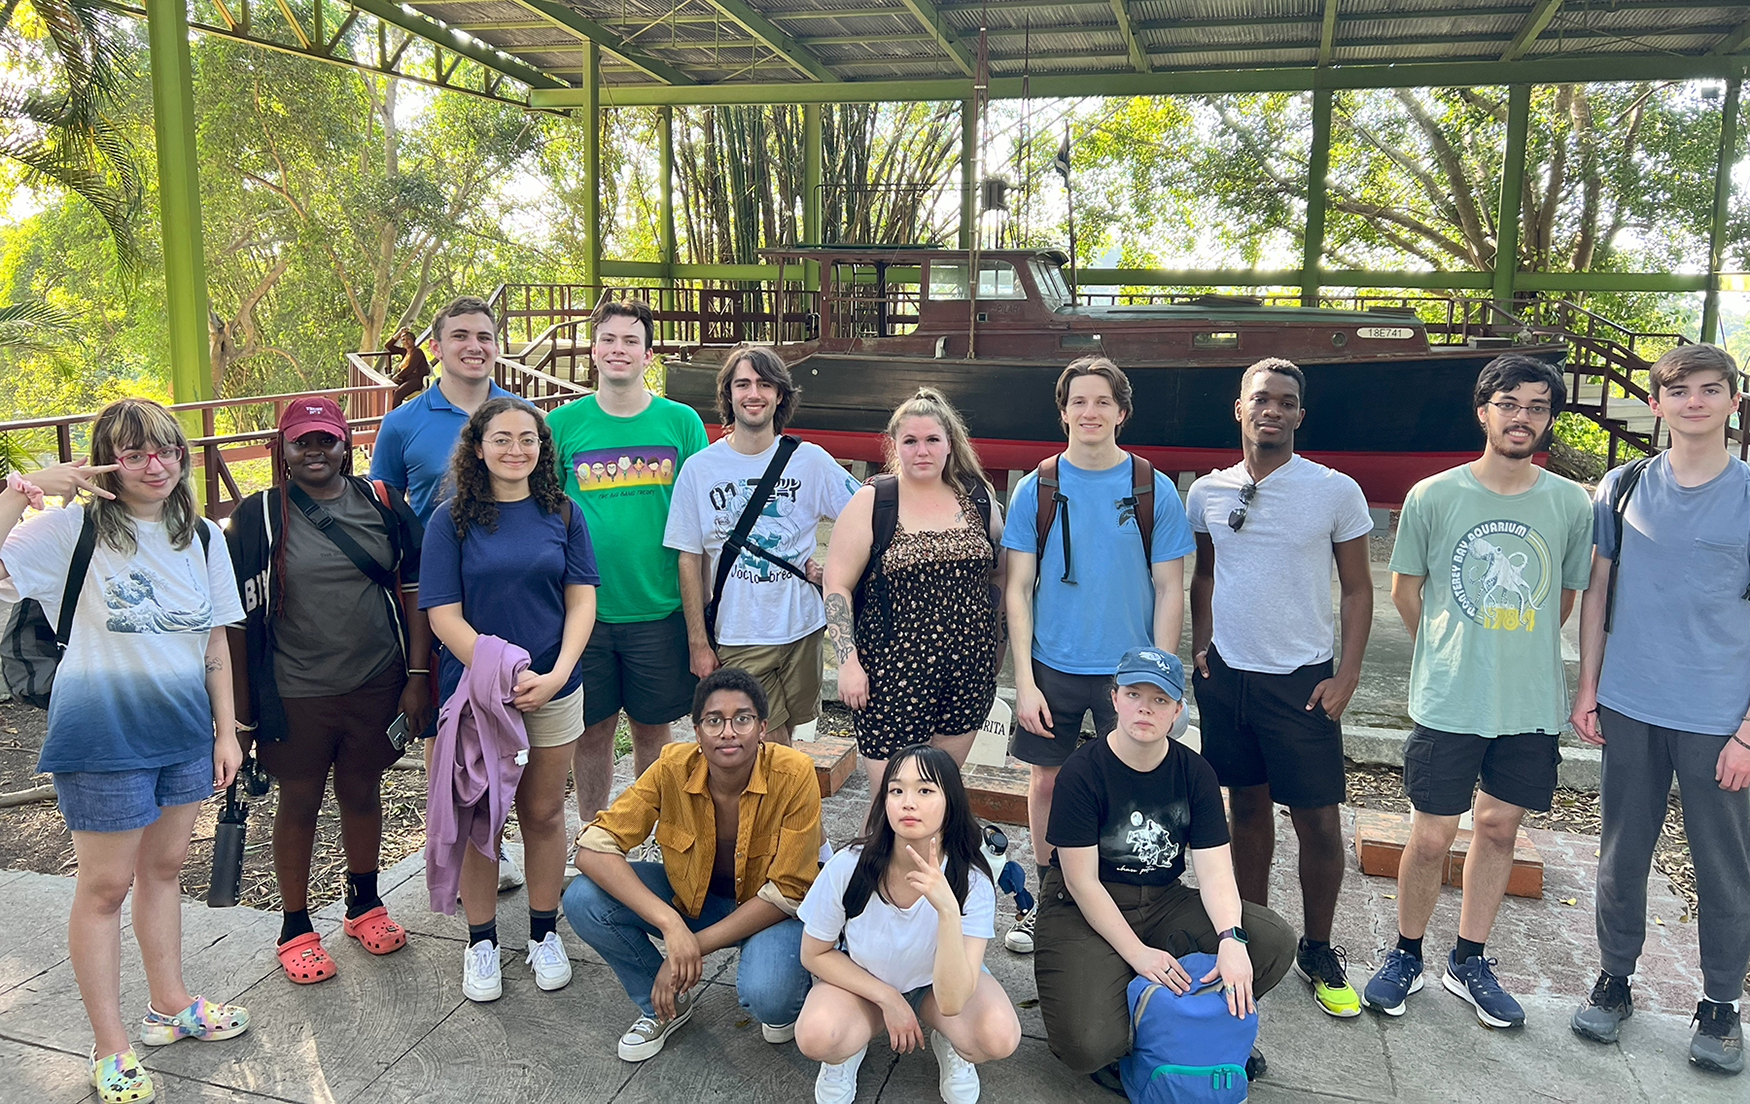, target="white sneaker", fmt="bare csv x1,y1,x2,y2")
525,933,573,991
815,1045,866,1104
617,989,695,1061
498,854,525,892
931,1030,980,1103
461,939,502,1002
1004,903,1037,954
761,1019,797,1043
